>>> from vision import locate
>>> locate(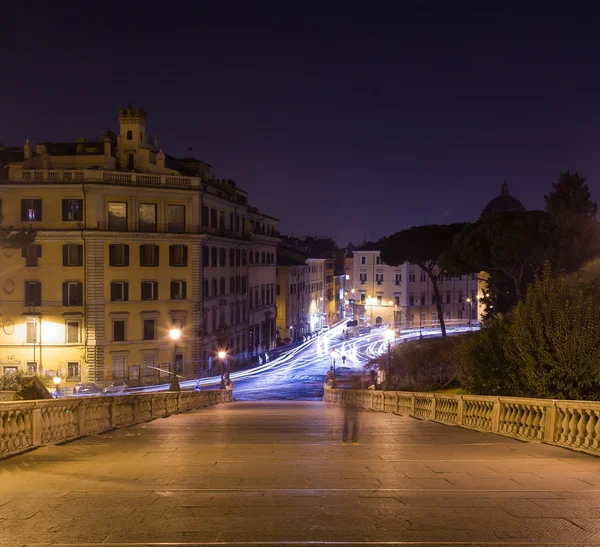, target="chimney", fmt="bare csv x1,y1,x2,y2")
23,138,32,160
